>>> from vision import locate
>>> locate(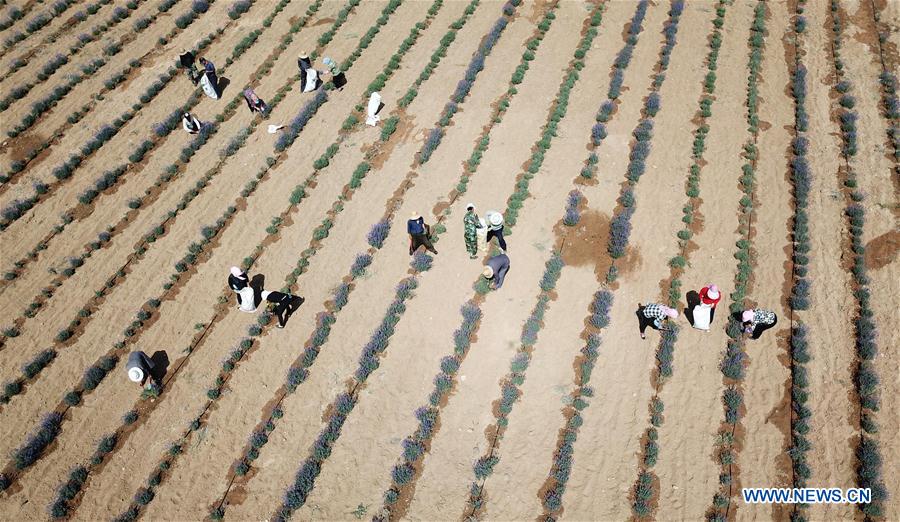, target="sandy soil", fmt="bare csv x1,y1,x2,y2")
0,0,895,519
736,1,795,519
